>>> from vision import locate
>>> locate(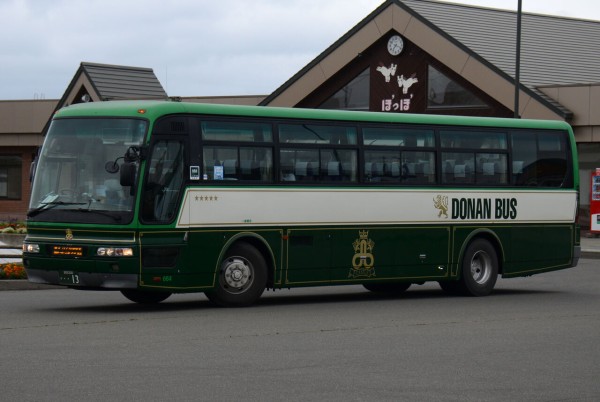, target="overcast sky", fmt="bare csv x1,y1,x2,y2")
1,0,599,101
